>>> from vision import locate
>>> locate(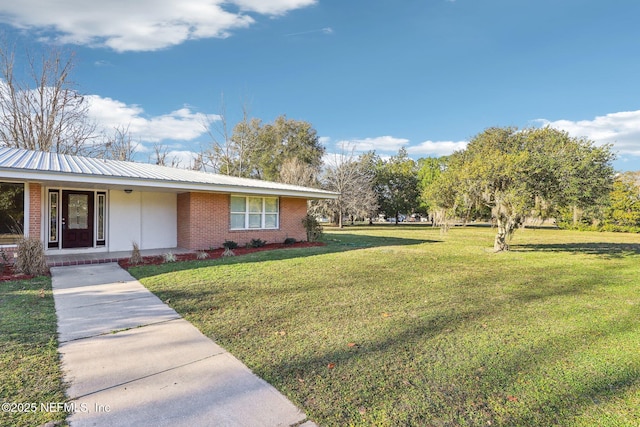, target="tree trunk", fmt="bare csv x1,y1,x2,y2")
572,205,580,226
494,216,510,252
